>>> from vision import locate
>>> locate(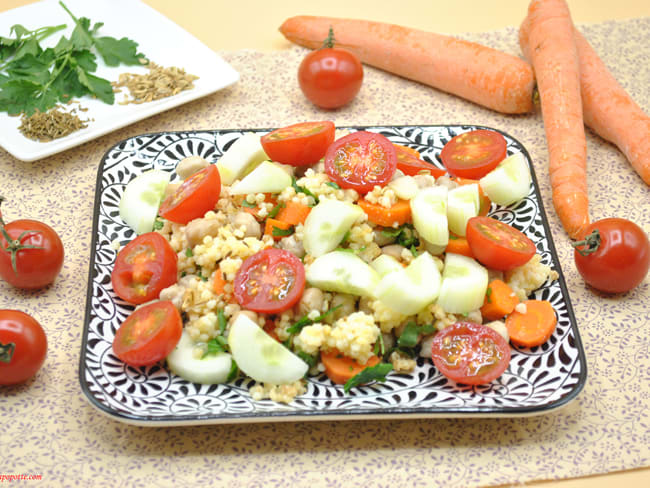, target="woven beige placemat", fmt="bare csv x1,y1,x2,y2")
0,18,648,487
